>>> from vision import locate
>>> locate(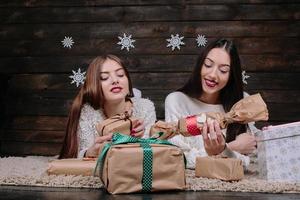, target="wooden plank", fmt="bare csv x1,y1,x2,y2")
1,4,299,24
1,21,299,40
0,141,61,156
0,37,299,56
6,89,300,104
0,0,298,7
7,73,190,90
0,0,184,7
4,116,67,130
248,90,300,104
5,97,72,116
155,100,300,121
7,90,77,100
267,103,300,121
7,73,300,91
1,130,64,143
0,54,299,74
4,93,300,121
255,121,300,129
243,73,300,90
241,55,300,72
